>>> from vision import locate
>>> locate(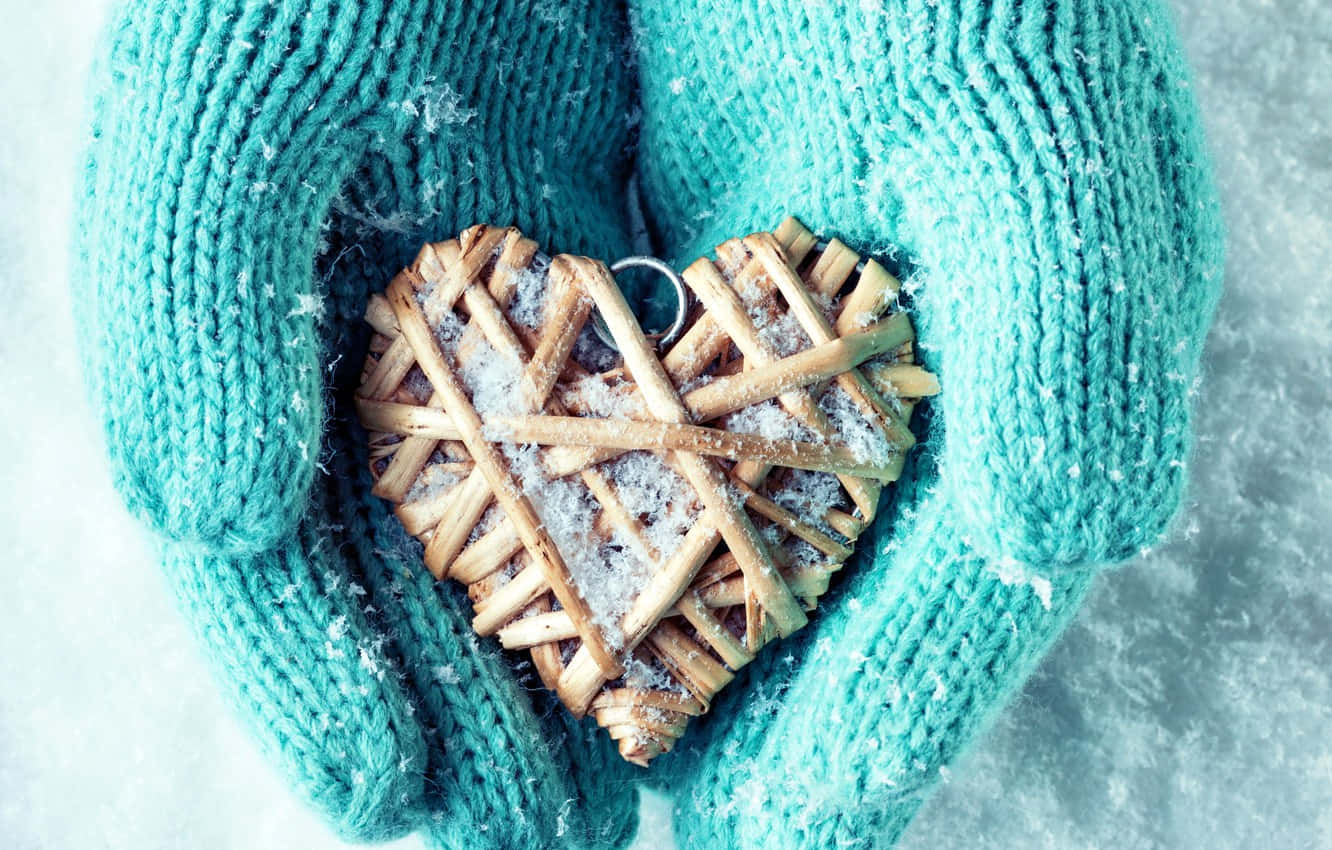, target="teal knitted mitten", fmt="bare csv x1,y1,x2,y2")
77,1,643,846
629,0,1221,846
76,0,1222,848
